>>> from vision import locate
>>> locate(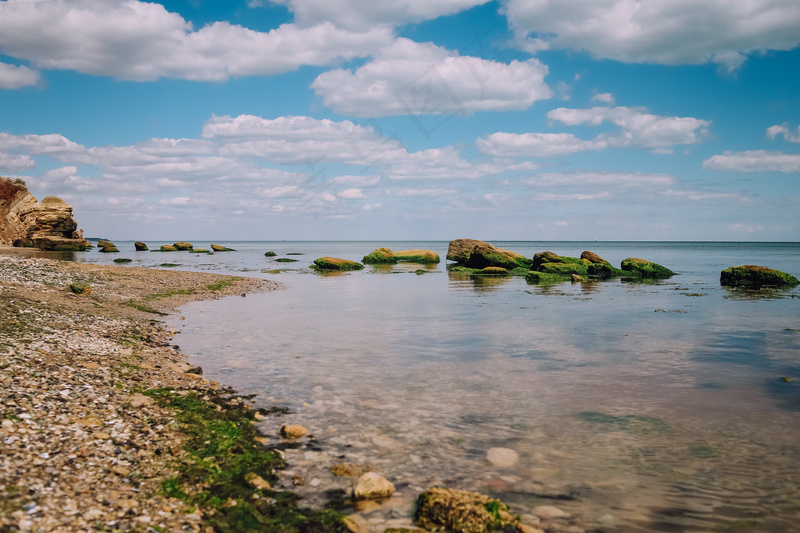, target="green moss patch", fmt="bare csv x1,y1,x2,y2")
211,244,236,252
362,247,398,264
160,245,177,252
275,258,300,263
621,258,675,278
113,258,133,264
143,388,347,533
414,487,517,533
